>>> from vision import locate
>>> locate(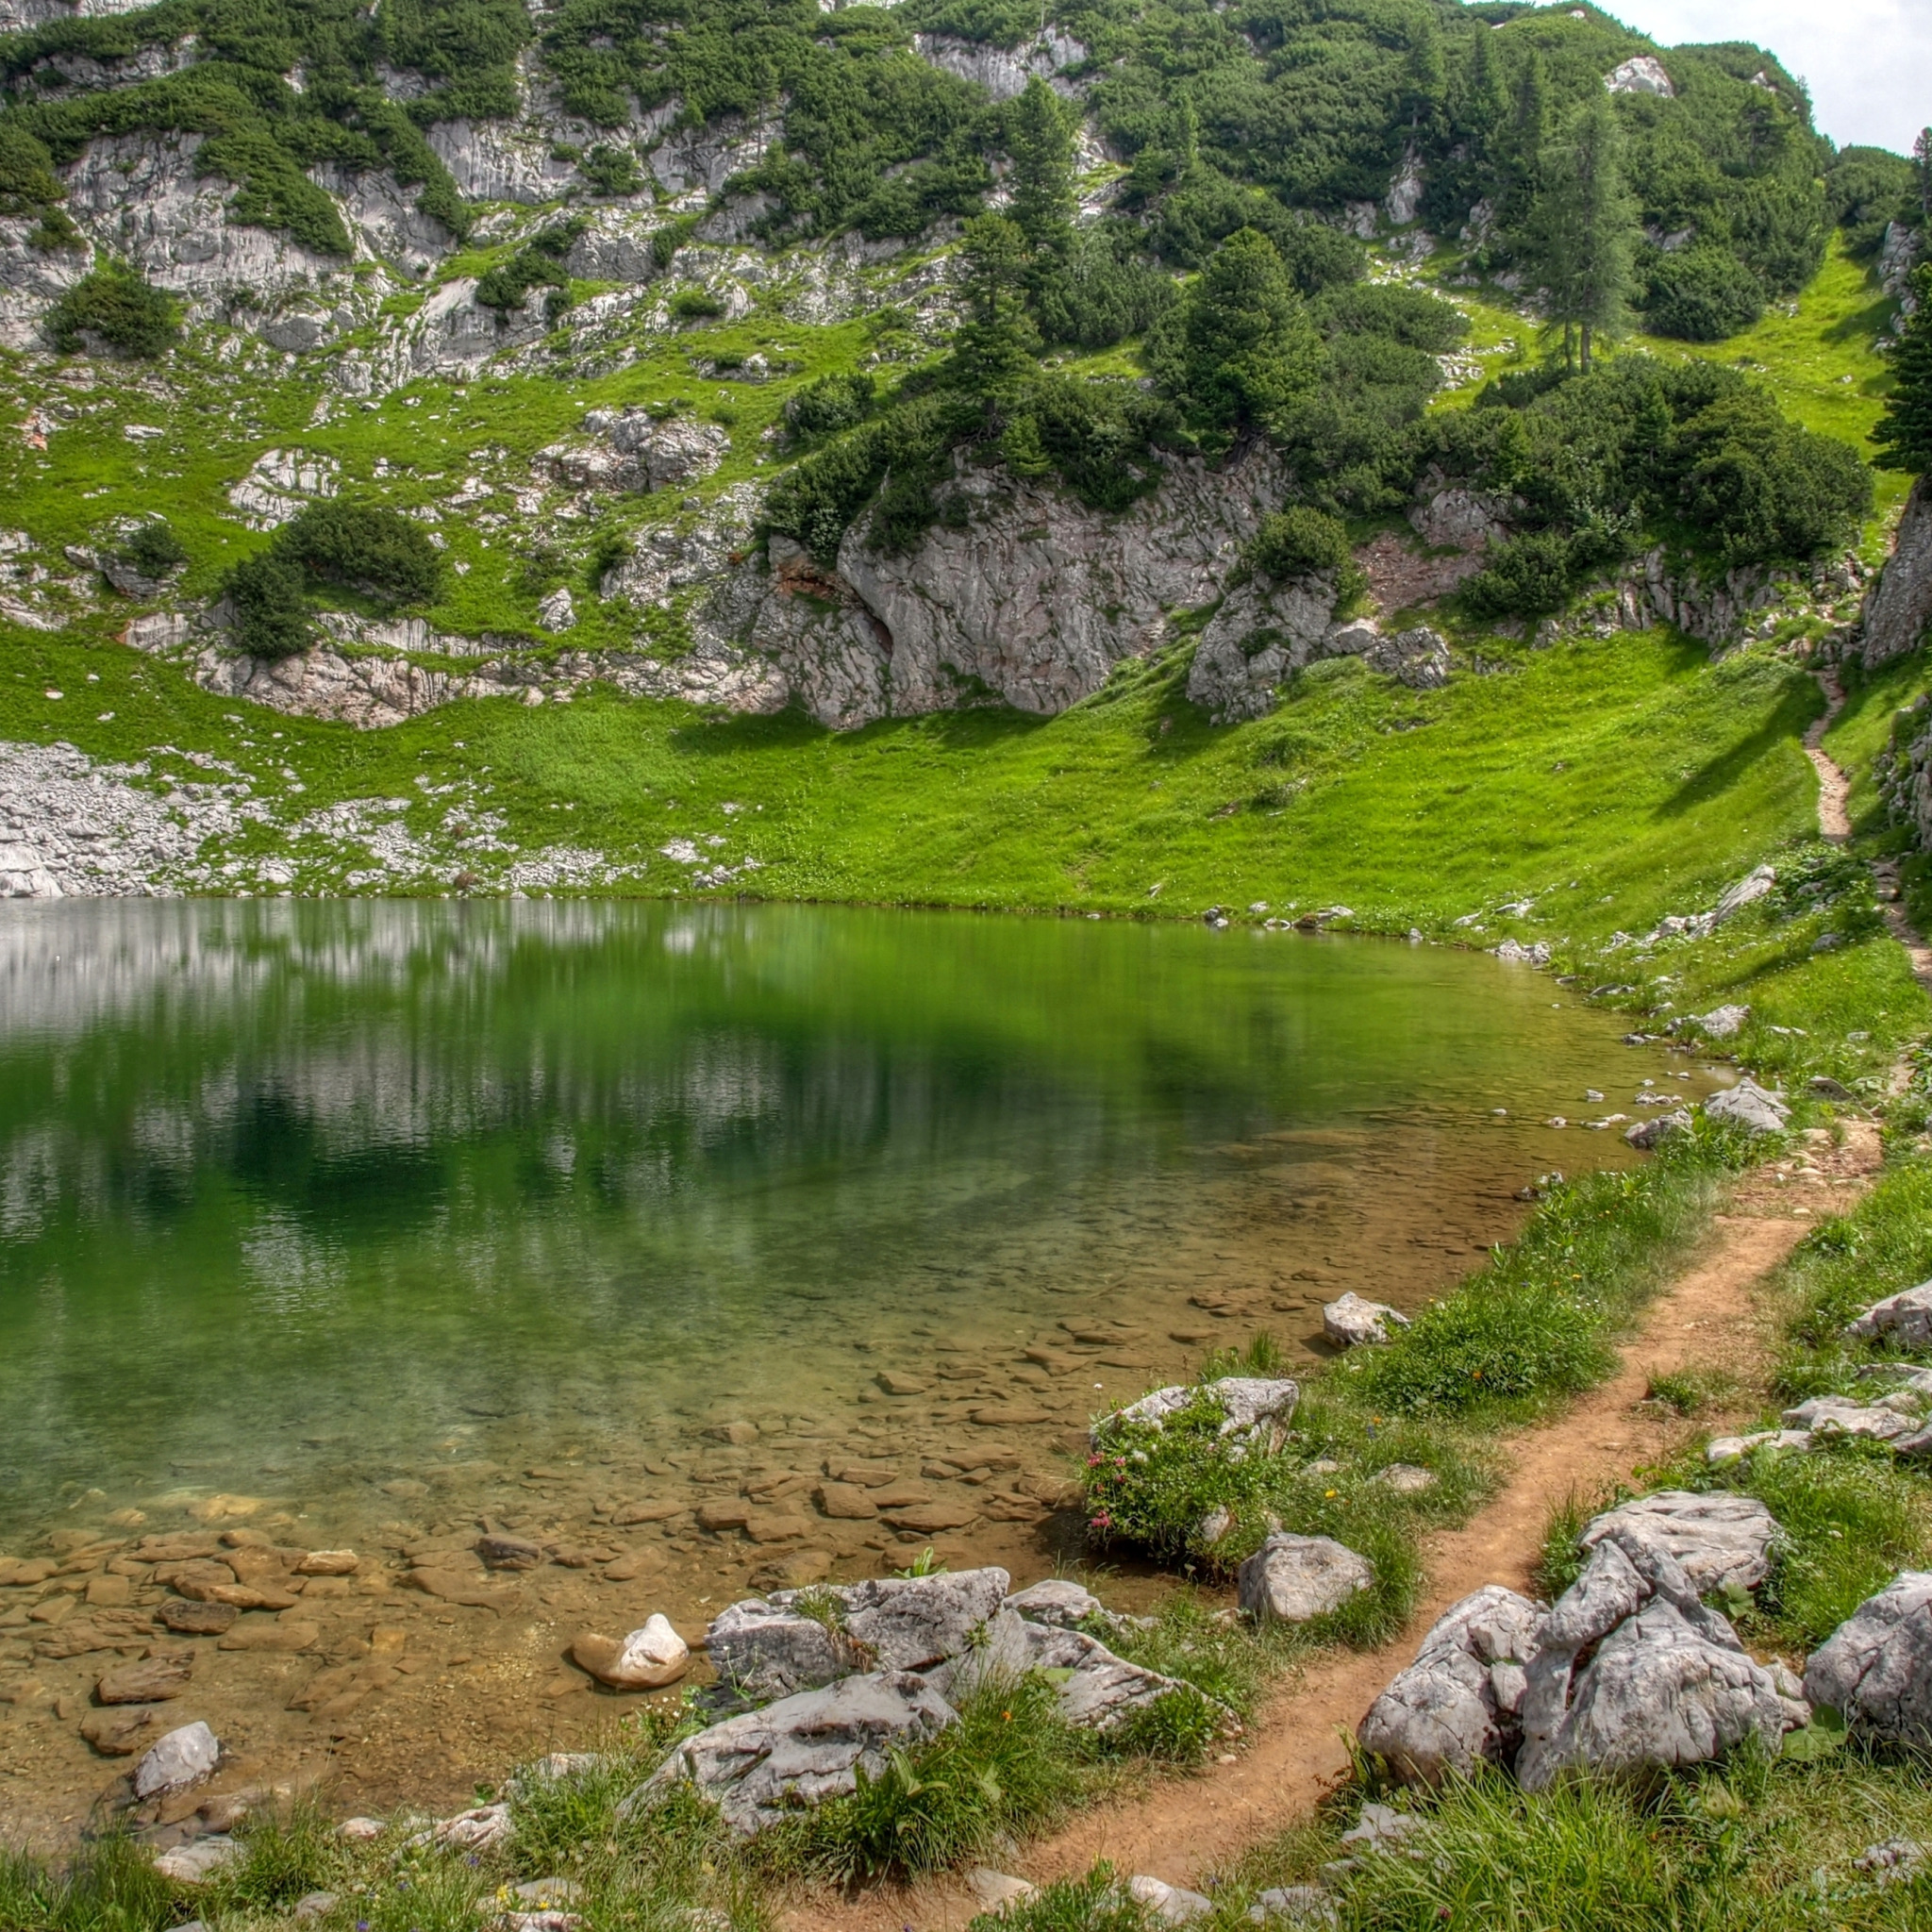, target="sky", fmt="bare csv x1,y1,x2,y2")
1604,0,1929,156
